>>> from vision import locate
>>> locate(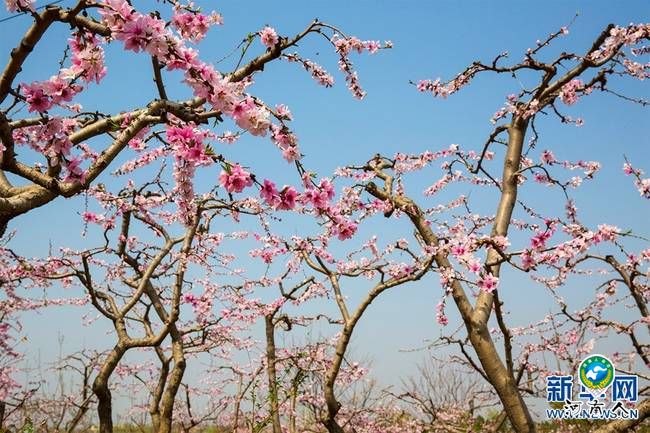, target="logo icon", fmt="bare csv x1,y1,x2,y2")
579,354,614,395
545,354,638,421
